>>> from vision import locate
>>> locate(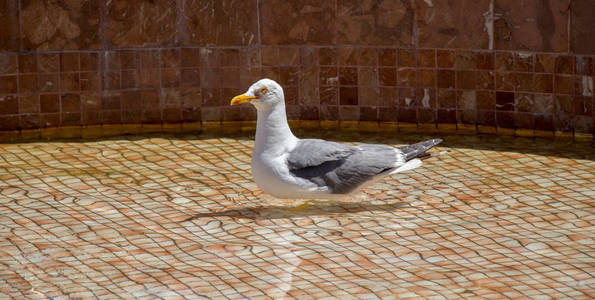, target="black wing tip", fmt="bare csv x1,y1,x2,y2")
420,138,443,148
399,138,443,161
